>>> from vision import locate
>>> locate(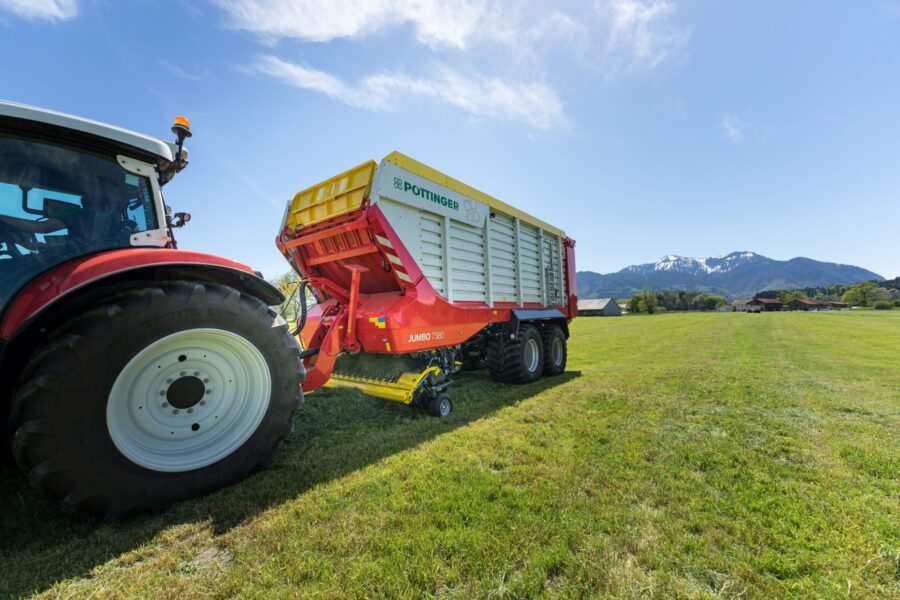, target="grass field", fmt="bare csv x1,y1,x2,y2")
2,311,898,598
